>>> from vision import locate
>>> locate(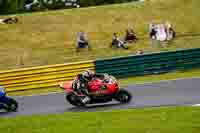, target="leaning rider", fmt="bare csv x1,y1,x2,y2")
0,86,5,100
72,70,105,104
